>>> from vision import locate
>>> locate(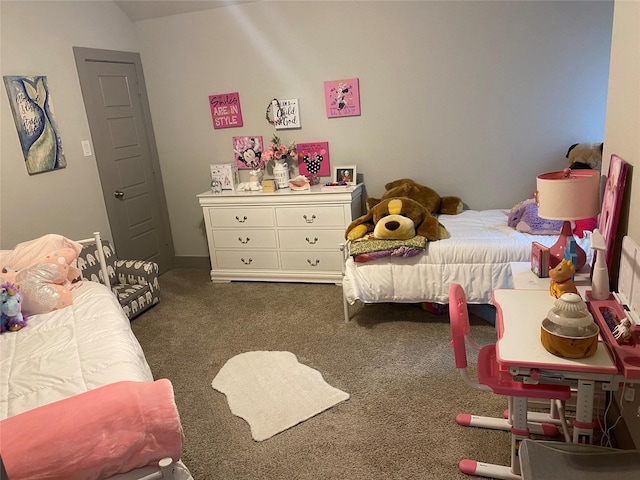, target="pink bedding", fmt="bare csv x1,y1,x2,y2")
0,379,184,480
0,234,83,281
0,234,84,315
